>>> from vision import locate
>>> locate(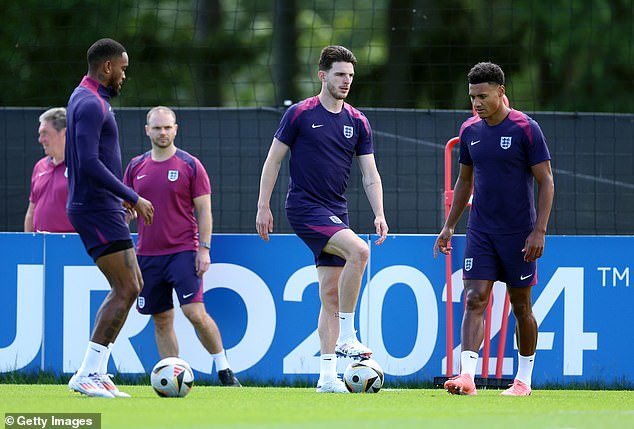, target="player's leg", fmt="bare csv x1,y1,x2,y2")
444,278,493,395
322,229,372,360
67,212,140,397
323,229,369,313
69,244,141,397
445,229,497,395
496,231,537,396
92,247,143,344
171,251,240,386
285,207,349,392
315,265,347,392
501,284,536,396
152,309,179,358
181,302,241,386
